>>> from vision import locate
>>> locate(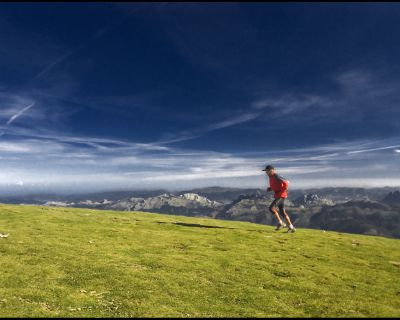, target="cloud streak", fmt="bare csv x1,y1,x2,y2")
31,8,140,82
251,94,333,115
156,110,263,145
155,68,383,146
347,145,400,155
0,102,35,137
6,102,35,125
1,124,400,193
